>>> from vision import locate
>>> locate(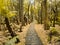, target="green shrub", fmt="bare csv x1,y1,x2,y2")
50,27,58,36
48,27,58,43
48,36,52,43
